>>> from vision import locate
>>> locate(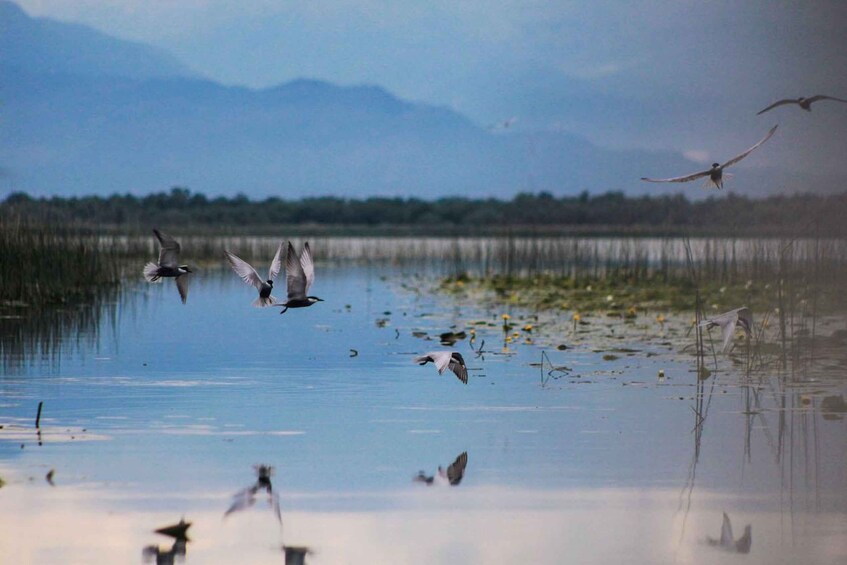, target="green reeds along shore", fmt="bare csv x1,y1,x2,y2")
0,220,122,305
